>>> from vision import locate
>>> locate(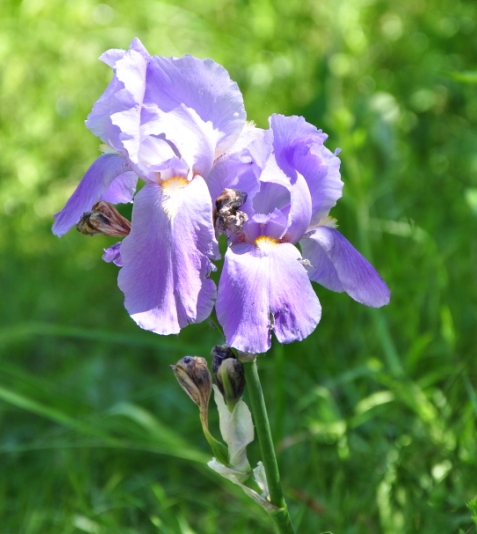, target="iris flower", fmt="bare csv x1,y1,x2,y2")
209,115,390,353
52,38,246,334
